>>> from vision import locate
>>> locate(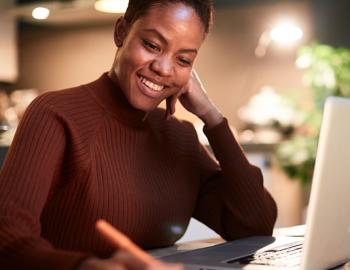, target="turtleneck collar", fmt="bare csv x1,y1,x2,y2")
85,72,148,128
